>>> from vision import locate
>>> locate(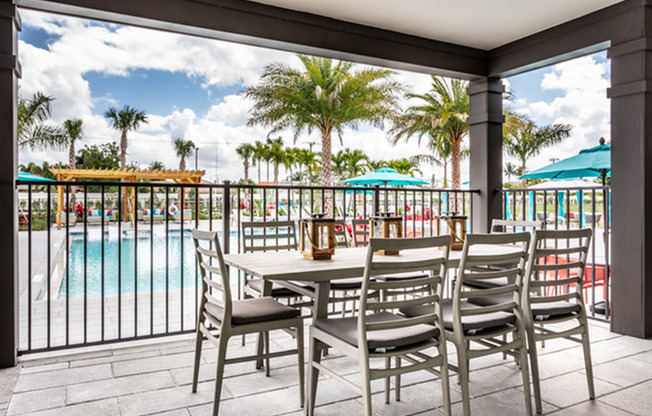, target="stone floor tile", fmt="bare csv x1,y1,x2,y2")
533,371,620,409
6,387,65,415
443,387,556,416
22,398,120,416
593,354,652,387
66,370,176,404
13,364,112,392
0,366,21,406
112,351,194,377
20,362,68,374
222,364,303,397
548,399,635,416
118,380,218,416
600,380,652,416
